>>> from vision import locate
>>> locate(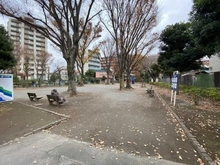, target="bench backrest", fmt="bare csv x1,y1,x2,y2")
27,93,37,98
46,95,59,101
